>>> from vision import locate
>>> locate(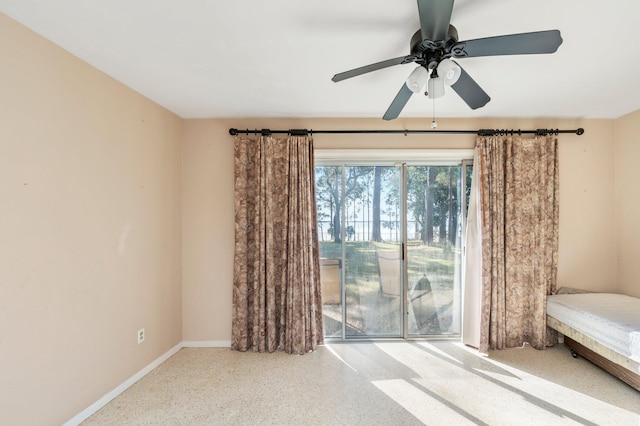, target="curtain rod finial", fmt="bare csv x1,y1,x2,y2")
576,128,584,135
229,128,238,136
